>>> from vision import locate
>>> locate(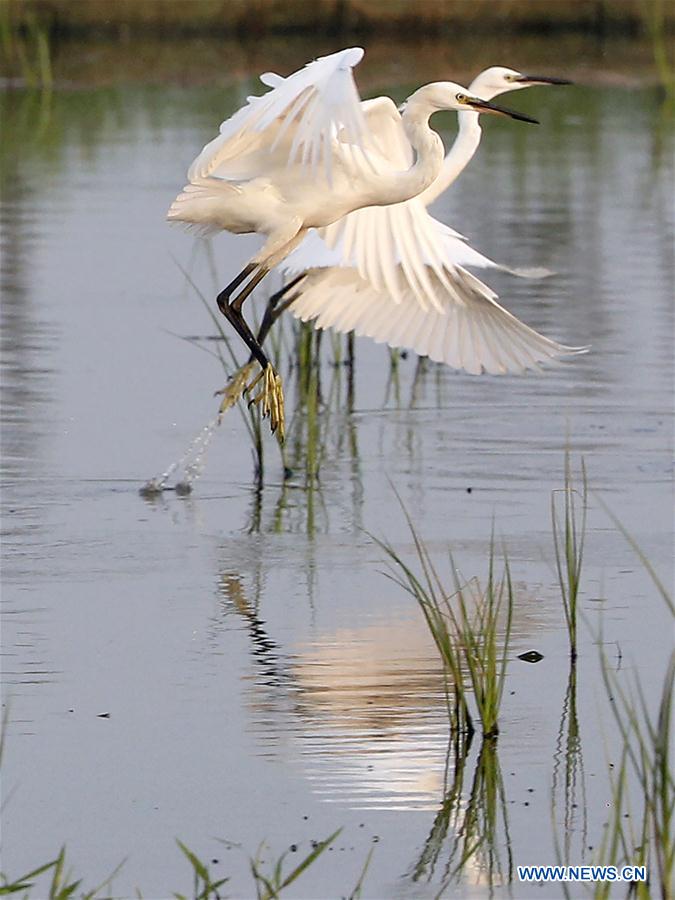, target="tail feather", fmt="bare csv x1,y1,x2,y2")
166,179,239,235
